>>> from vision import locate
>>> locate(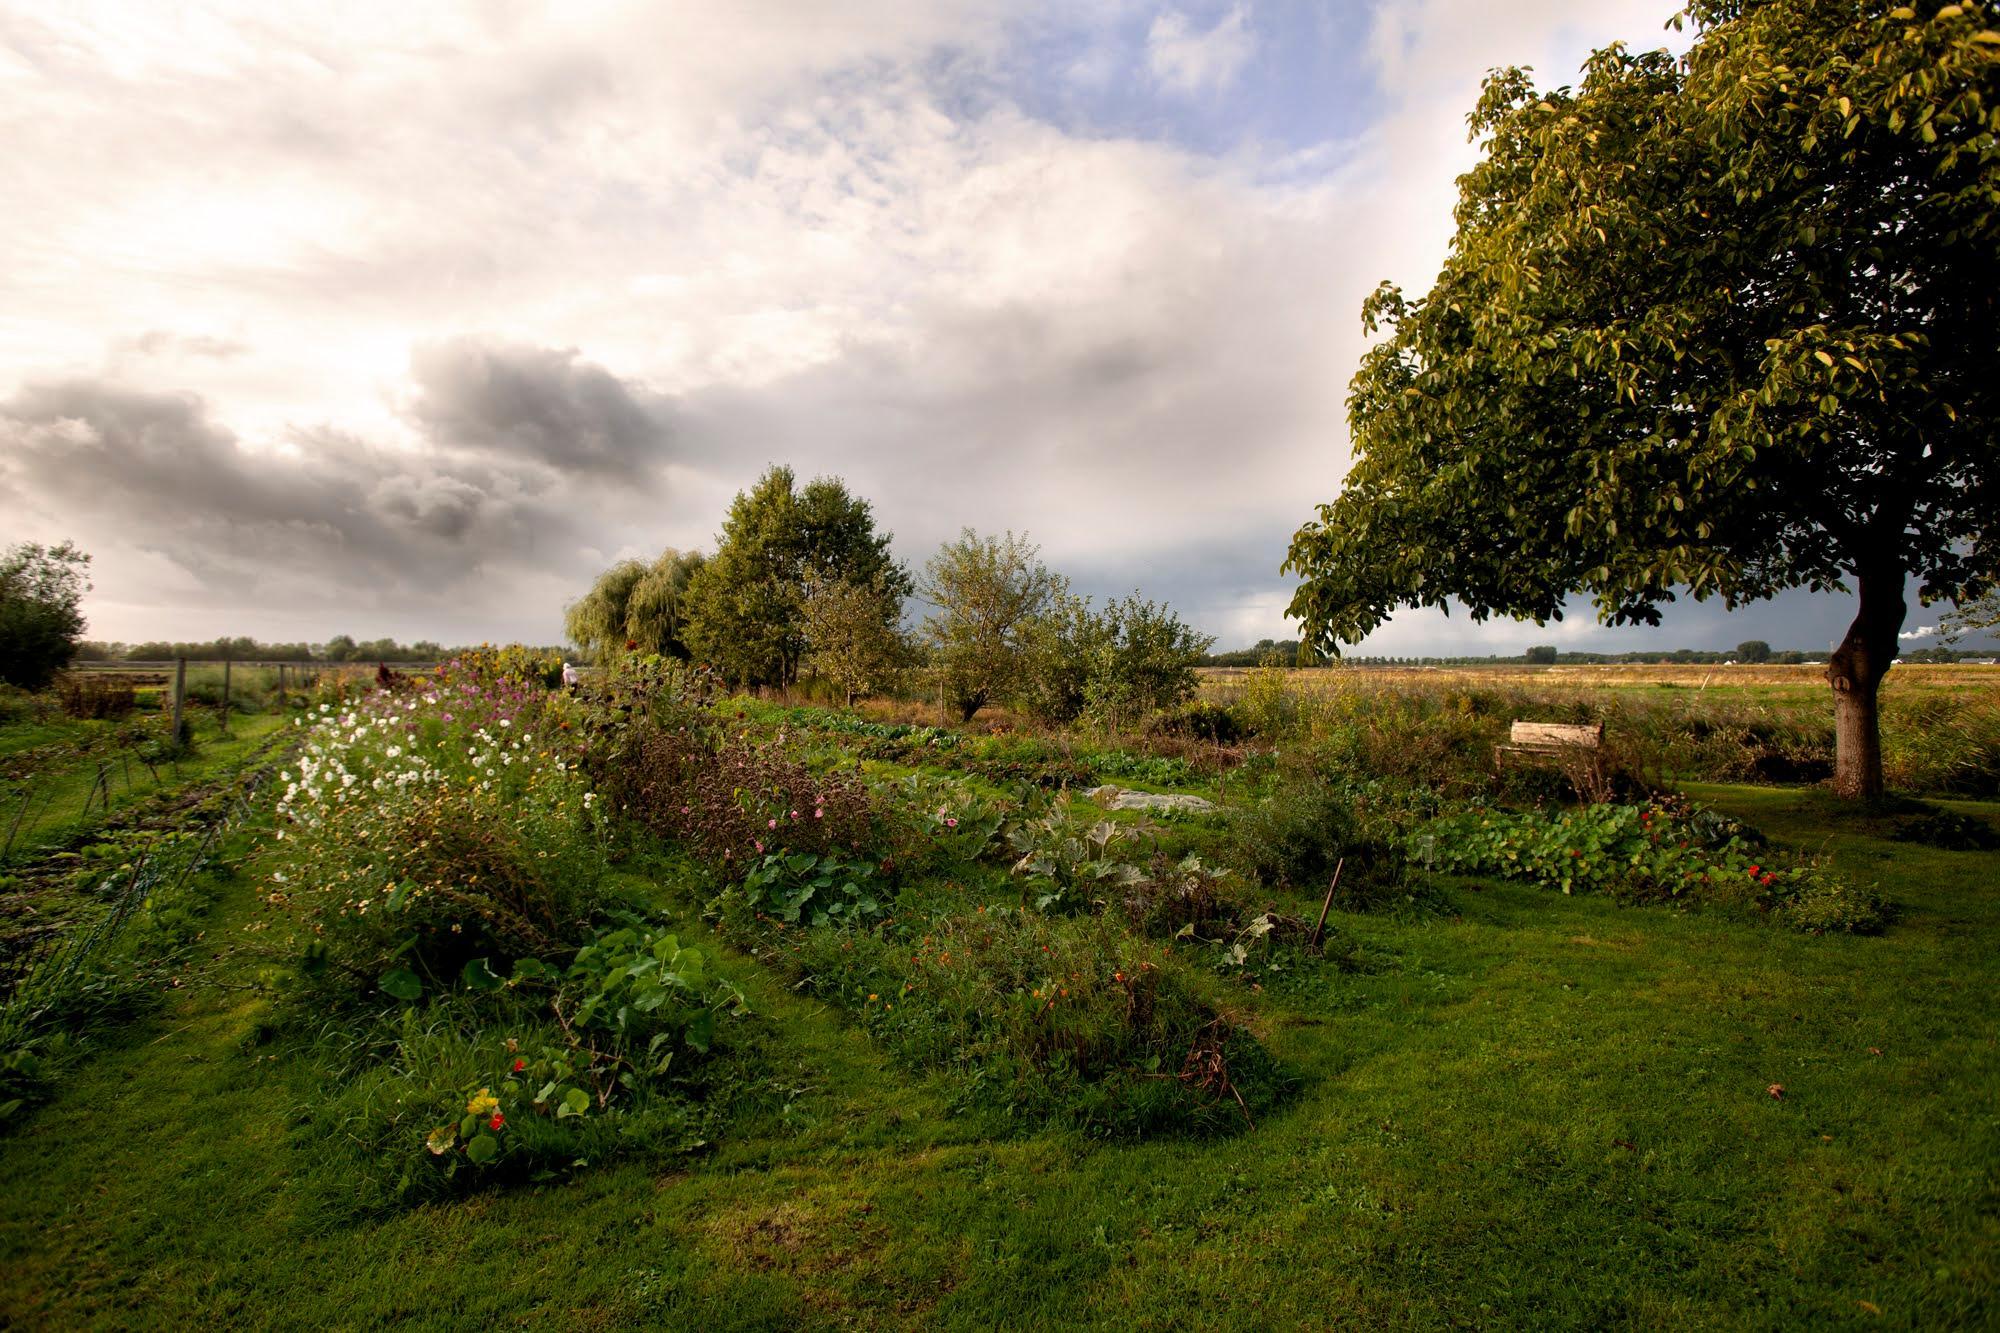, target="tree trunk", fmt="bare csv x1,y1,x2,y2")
1826,565,1906,801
